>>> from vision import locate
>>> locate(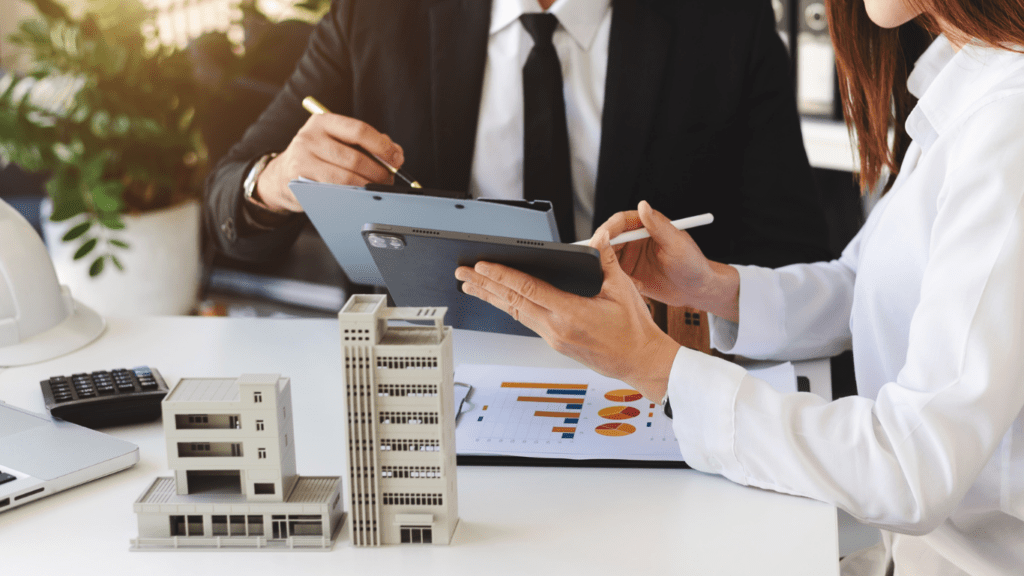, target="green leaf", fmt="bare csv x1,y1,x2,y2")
111,255,124,272
109,239,129,249
61,221,91,241
99,215,125,230
47,168,87,222
73,237,97,260
80,152,106,184
88,255,105,277
91,180,124,213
